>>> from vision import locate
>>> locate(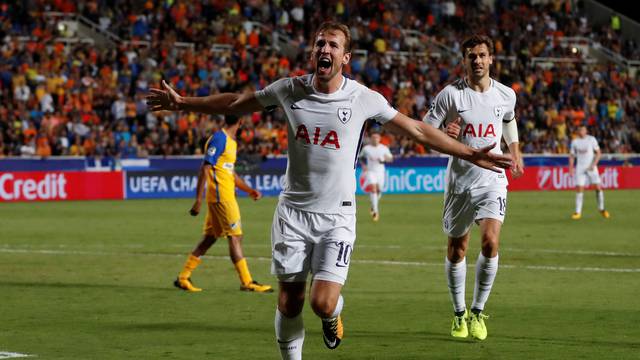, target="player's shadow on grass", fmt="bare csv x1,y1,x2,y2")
353,330,640,349
112,322,273,335
499,334,640,350
0,280,174,291
351,329,463,344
